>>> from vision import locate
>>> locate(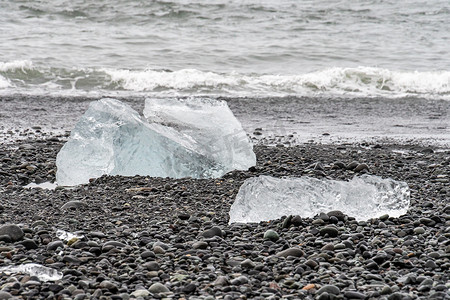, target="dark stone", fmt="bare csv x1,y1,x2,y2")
319,226,339,237
0,224,24,242
291,215,302,226
317,284,340,295
143,261,160,271
19,239,38,250
344,291,366,299
47,240,64,251
201,226,223,238
60,201,85,210
182,283,197,294
276,248,304,258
